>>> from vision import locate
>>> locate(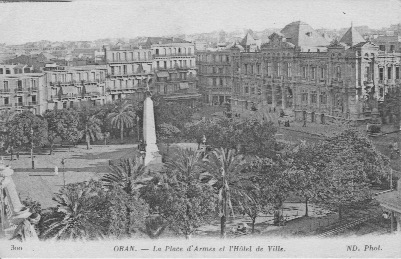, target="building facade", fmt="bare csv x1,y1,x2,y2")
198,21,401,124
0,72,46,116
44,65,107,110
105,37,200,105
